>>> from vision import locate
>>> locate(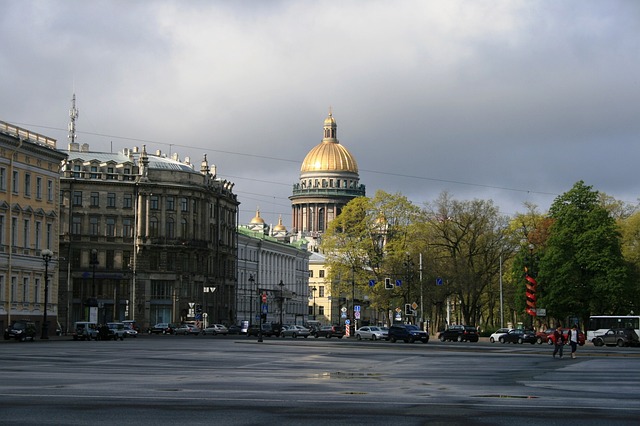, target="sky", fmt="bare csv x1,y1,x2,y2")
2,1,640,226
